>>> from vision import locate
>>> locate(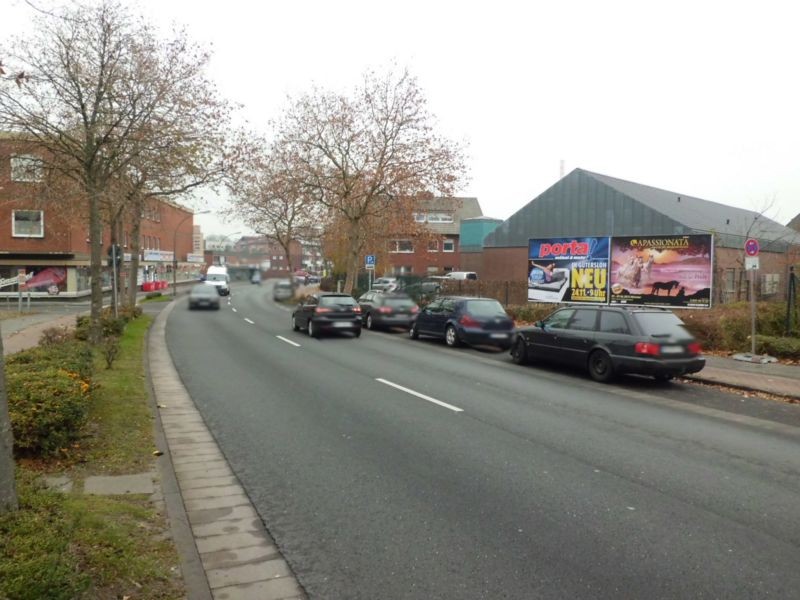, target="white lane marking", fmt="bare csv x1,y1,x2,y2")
276,335,301,348
244,318,255,324
375,378,463,413
232,307,237,313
